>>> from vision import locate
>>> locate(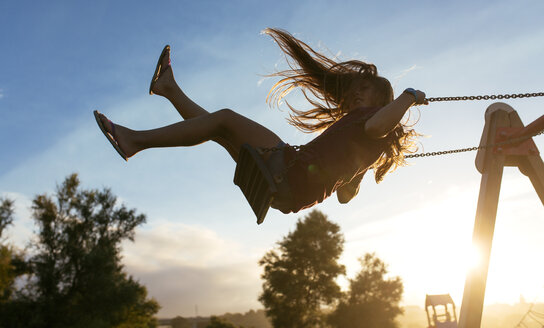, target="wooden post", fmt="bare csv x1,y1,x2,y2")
458,103,544,328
